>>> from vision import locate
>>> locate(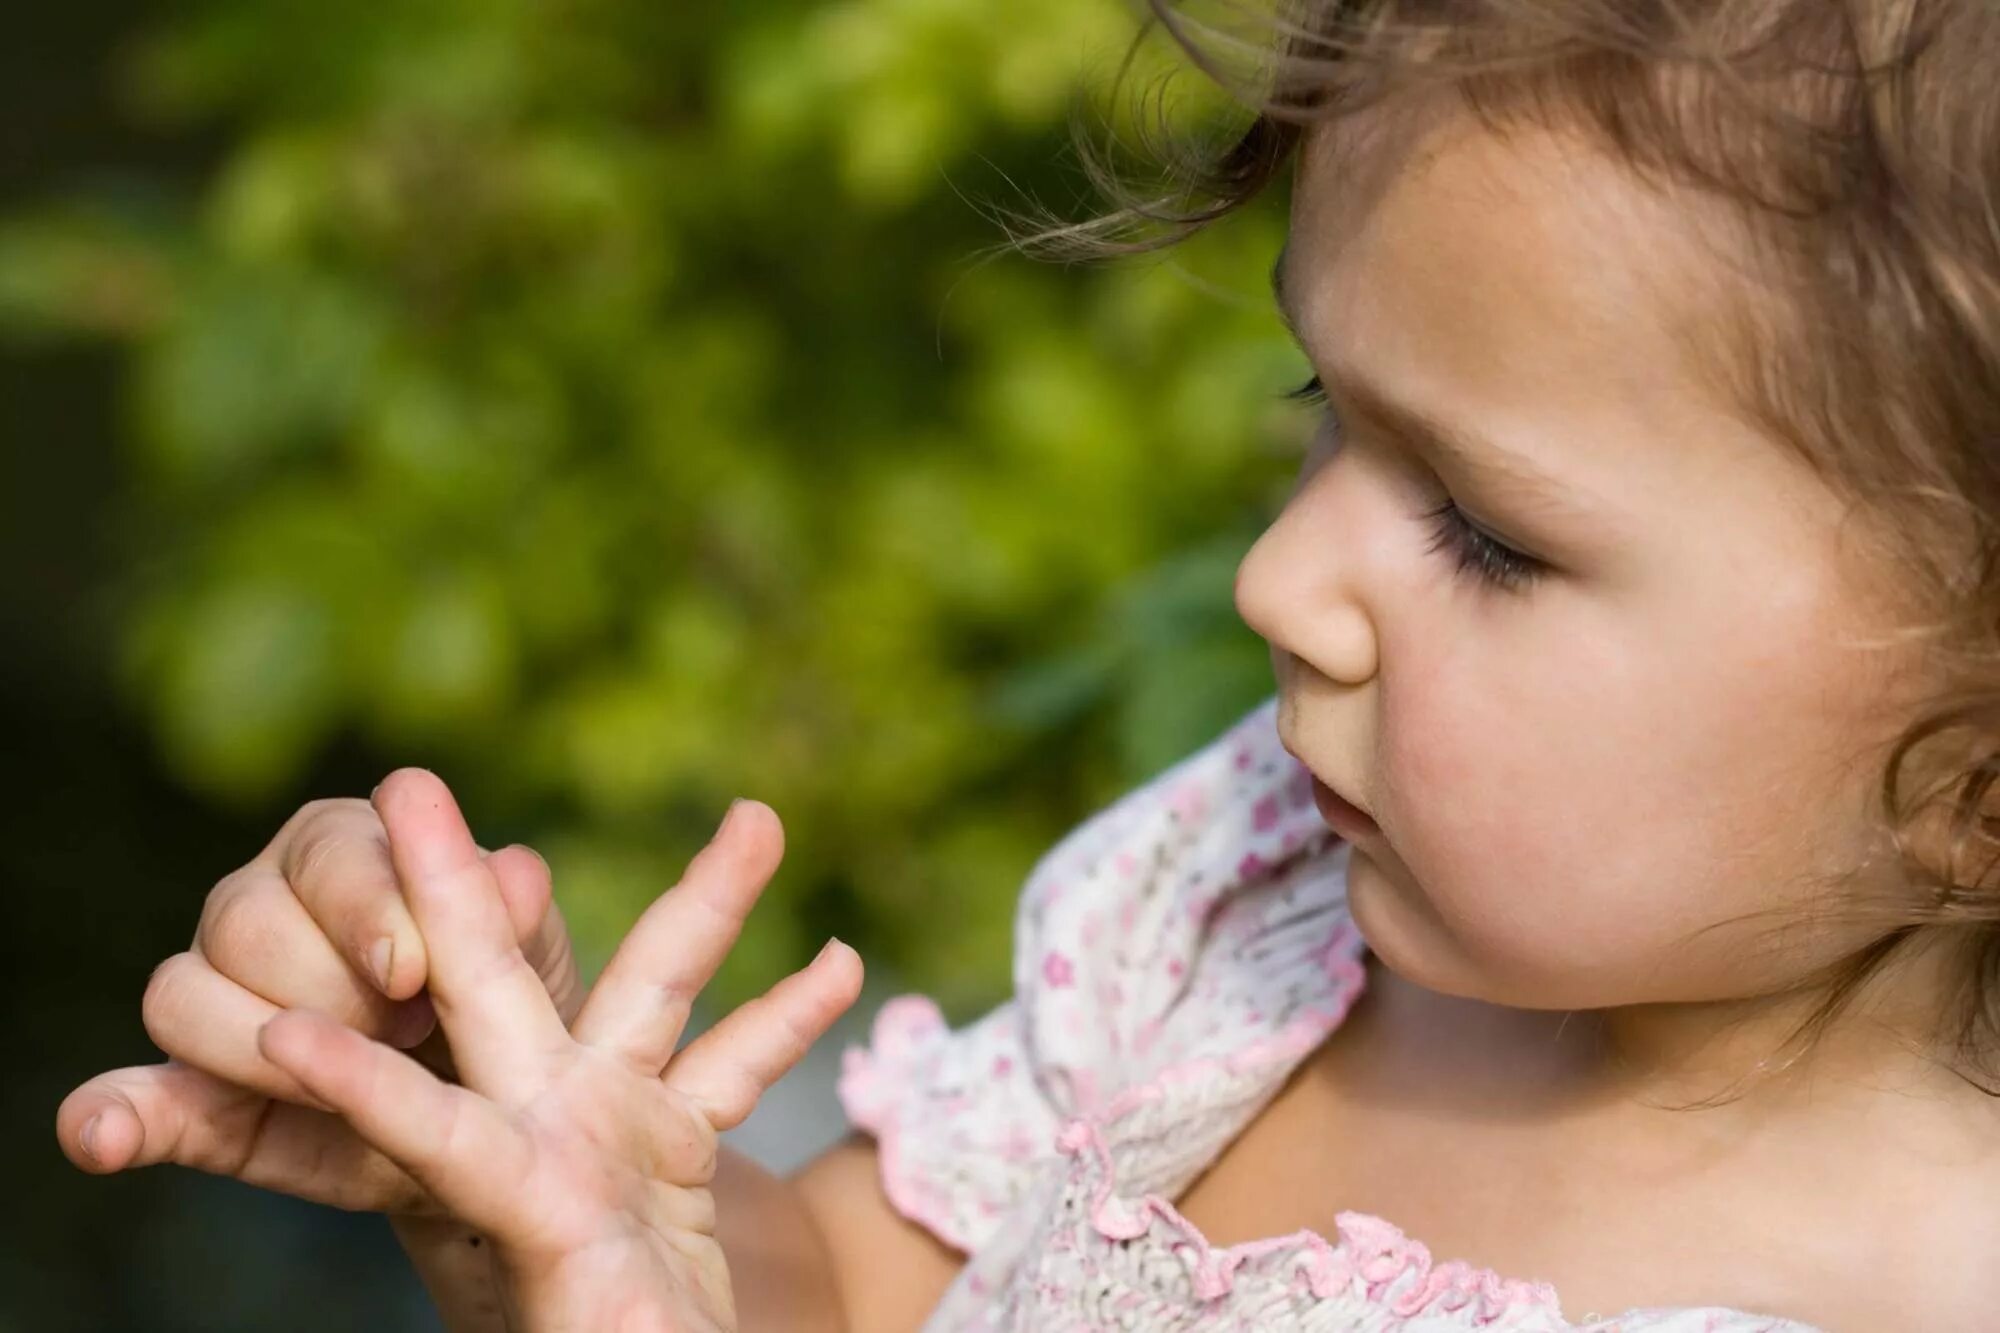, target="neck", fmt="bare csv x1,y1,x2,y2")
1351,934,1973,1118
1576,934,1966,1111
